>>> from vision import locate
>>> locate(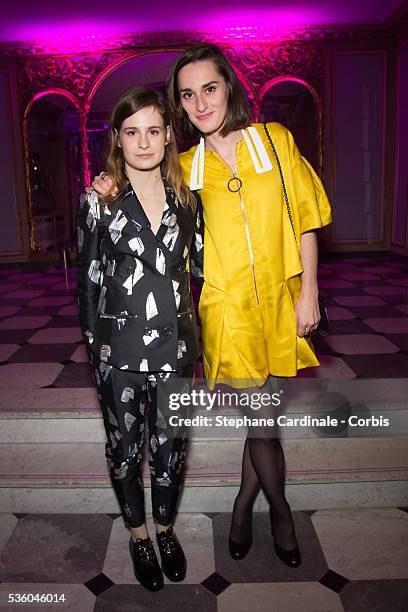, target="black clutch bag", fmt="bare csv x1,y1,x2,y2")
317,298,329,336
263,123,329,337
